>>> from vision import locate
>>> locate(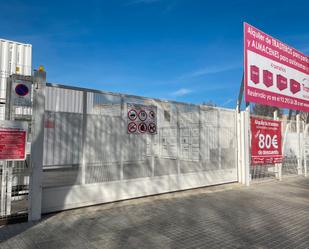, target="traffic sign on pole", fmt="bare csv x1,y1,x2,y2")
11,77,32,107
